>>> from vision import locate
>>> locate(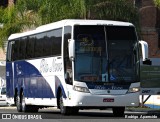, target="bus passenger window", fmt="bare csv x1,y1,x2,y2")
35,33,45,58
26,36,35,59
44,31,53,56
51,29,62,56
7,41,12,62
13,39,19,61
19,37,27,60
